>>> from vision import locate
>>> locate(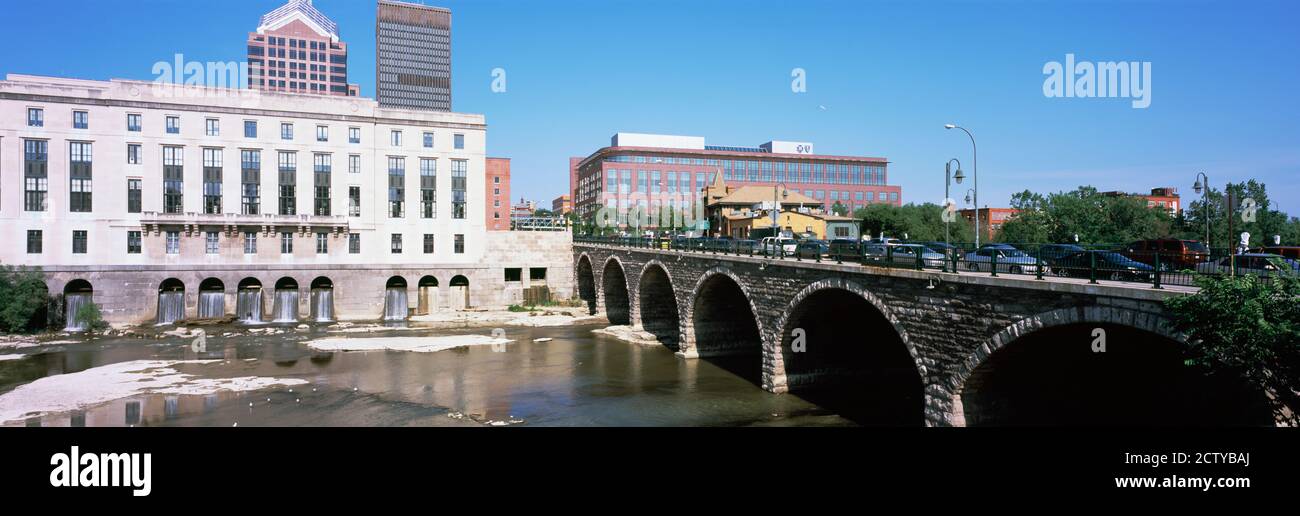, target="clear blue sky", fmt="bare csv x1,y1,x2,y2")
2,0,1297,214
